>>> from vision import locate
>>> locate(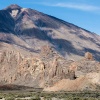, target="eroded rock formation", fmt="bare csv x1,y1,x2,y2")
0,46,100,91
